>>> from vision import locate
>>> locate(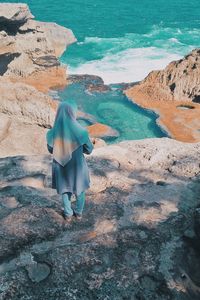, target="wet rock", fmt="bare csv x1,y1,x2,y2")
68,74,104,86
86,83,111,93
